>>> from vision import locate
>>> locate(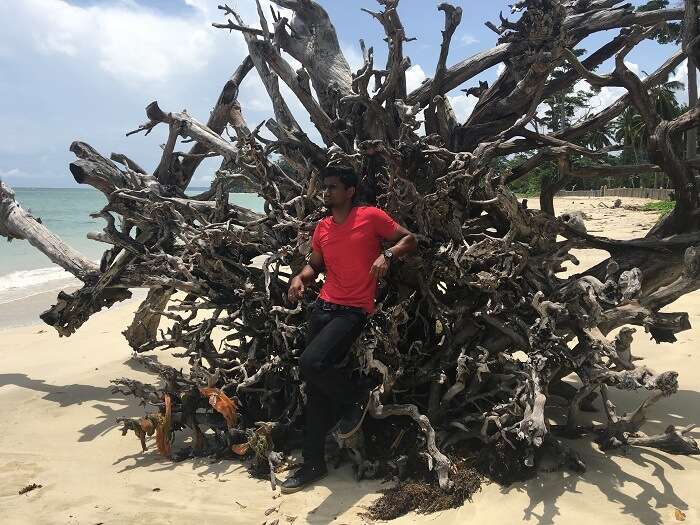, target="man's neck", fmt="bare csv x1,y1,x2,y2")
331,202,354,224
